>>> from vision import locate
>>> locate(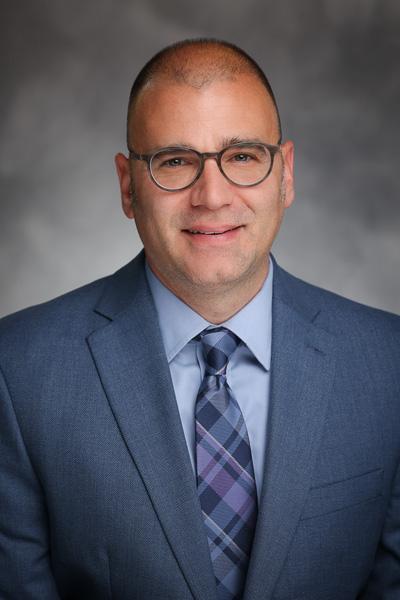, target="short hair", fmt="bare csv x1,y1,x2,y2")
126,38,282,147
